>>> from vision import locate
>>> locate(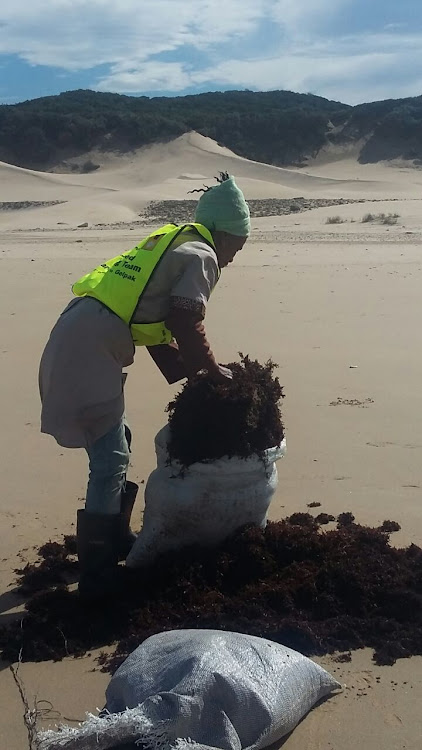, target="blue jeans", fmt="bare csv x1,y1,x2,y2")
85,418,132,515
